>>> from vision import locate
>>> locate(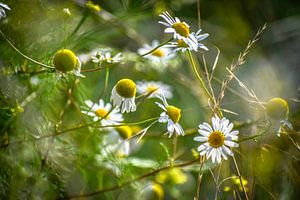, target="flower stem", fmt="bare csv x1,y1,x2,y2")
0,30,54,70
140,38,173,57
69,10,89,37
232,155,249,200
186,50,213,100
195,156,205,200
